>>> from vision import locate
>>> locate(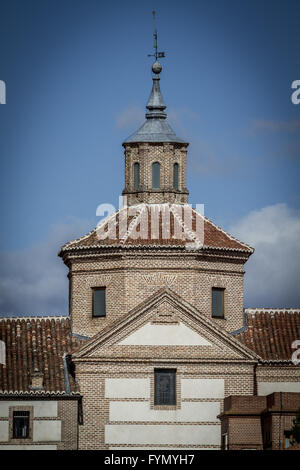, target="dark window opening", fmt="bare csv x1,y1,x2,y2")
13,411,30,439
78,397,84,426
154,369,176,406
66,354,76,380
173,163,179,190
134,162,140,190
152,162,160,189
212,287,225,318
92,288,106,317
